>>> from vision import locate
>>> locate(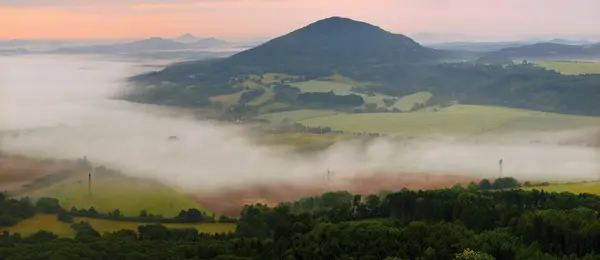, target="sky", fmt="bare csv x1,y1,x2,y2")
1,0,599,40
